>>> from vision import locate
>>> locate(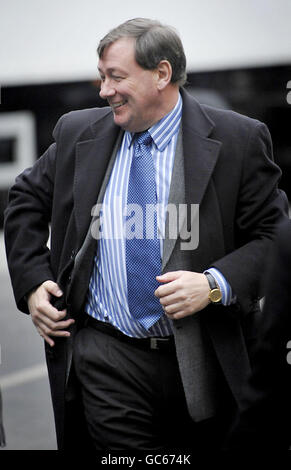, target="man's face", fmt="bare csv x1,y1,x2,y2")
98,37,161,132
